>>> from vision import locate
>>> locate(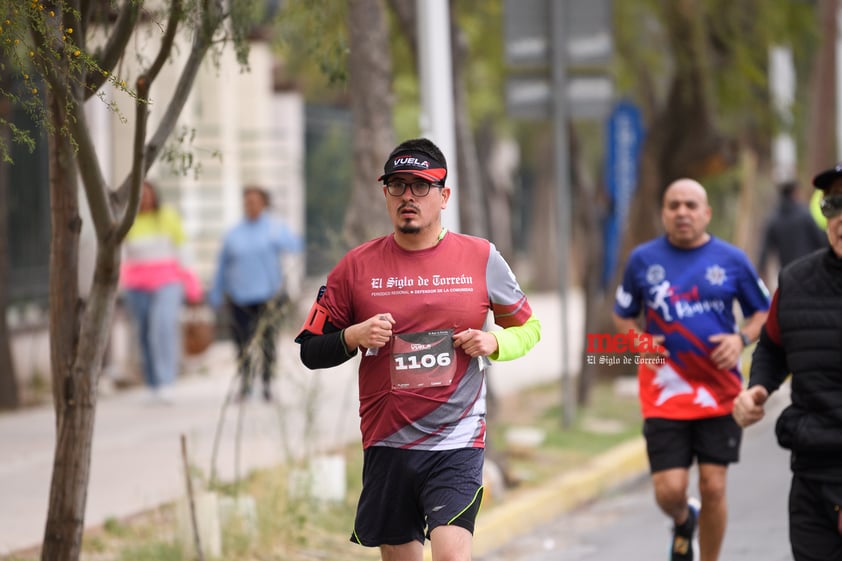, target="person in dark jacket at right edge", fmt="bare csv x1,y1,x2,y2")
733,162,842,561
756,180,826,284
